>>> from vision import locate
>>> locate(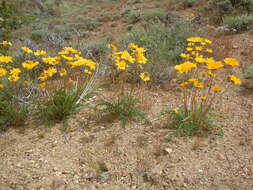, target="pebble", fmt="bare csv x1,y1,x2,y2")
165,148,173,154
